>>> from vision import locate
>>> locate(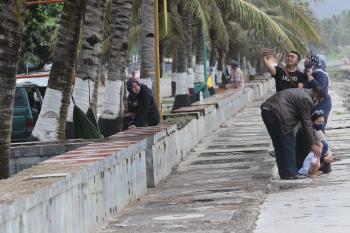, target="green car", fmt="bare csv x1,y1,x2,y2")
11,83,43,142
